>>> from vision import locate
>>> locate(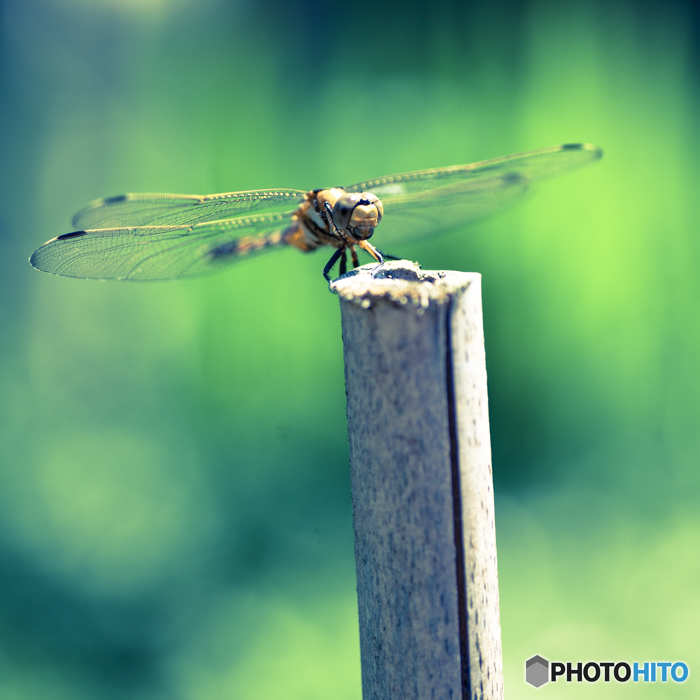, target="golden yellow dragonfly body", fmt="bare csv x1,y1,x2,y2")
30,143,602,281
